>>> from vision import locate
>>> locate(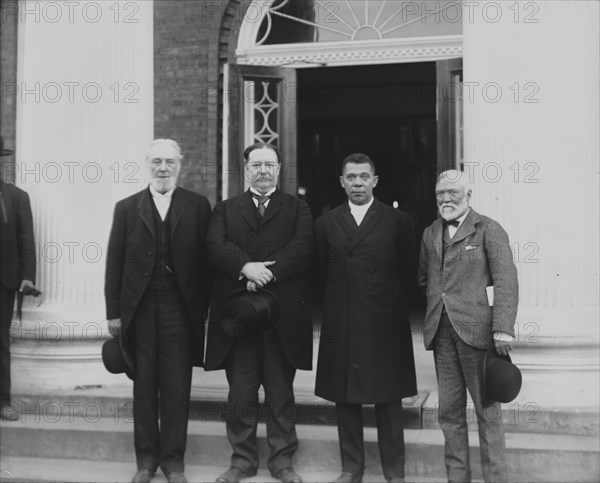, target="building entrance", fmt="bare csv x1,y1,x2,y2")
297,62,438,242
